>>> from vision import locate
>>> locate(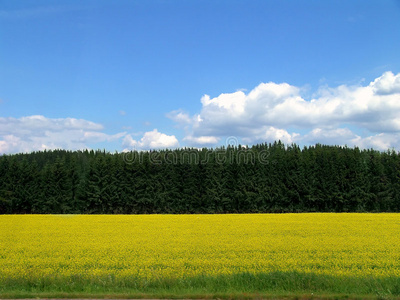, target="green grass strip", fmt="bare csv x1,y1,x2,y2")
1,271,400,299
